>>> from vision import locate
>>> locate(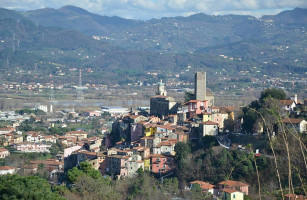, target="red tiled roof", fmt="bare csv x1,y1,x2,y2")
190,181,214,190
0,148,9,152
285,194,307,200
219,180,249,187
0,166,15,170
281,118,304,124
201,121,218,125
280,100,295,106
221,188,239,194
